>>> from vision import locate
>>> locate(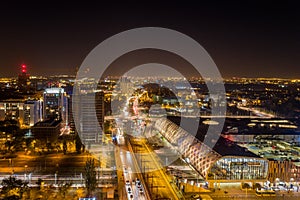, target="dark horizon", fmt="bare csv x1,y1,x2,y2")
0,1,300,78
